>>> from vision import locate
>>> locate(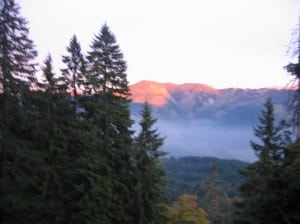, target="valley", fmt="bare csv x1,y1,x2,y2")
130,80,293,161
